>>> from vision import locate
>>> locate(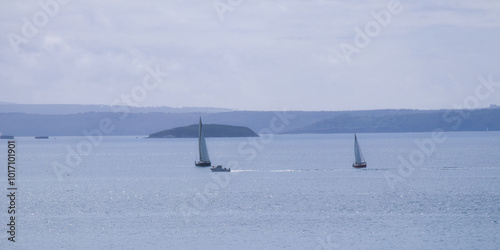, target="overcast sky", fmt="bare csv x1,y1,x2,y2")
1,0,499,111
